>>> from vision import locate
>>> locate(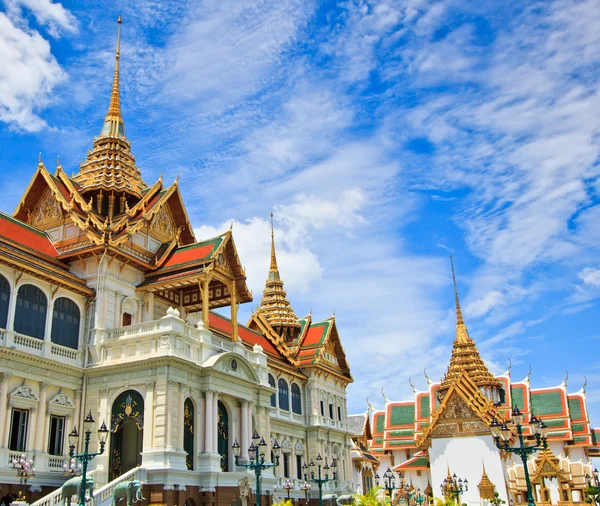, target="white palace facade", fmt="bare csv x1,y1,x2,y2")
0,19,354,506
